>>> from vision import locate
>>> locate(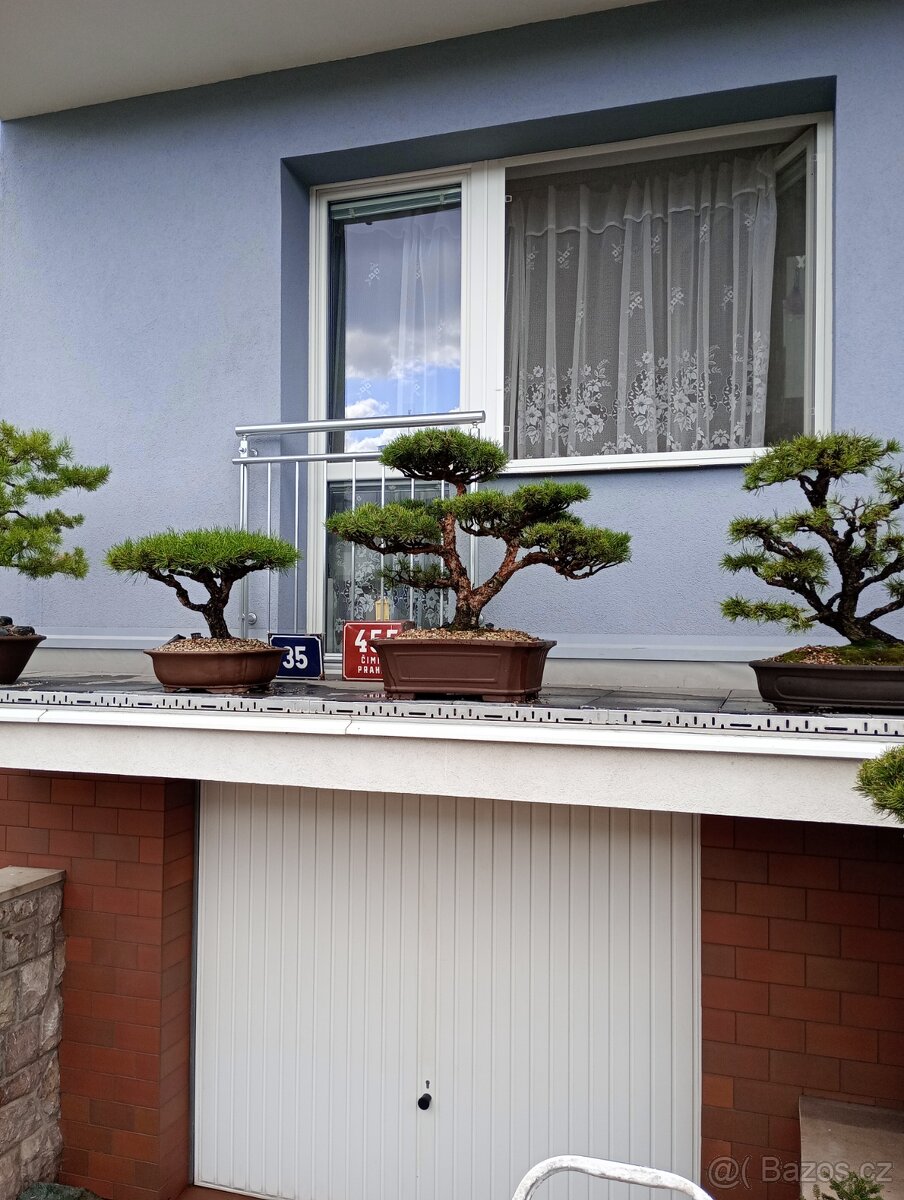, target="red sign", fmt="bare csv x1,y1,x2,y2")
342,621,404,680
